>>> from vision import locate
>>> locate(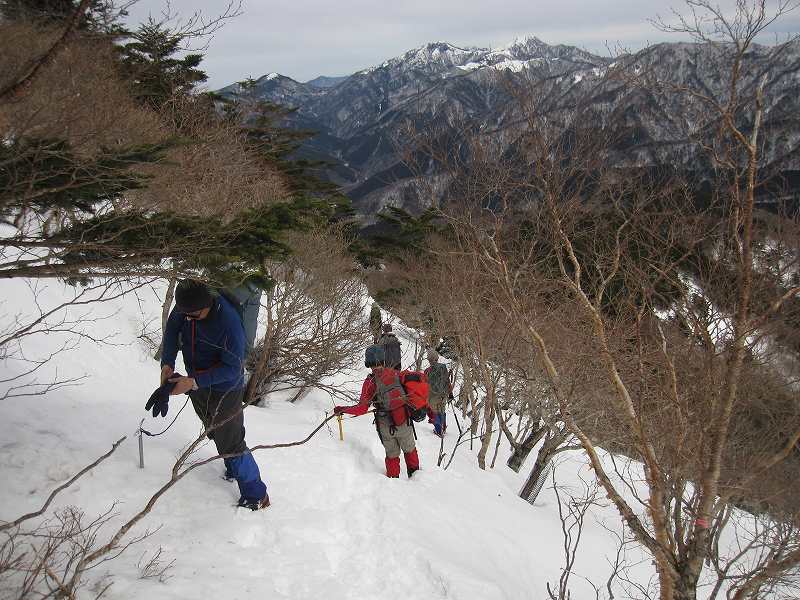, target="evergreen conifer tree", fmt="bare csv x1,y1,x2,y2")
1,12,339,286
215,81,349,200
210,78,355,231
120,19,208,110
358,206,443,265
0,0,124,32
